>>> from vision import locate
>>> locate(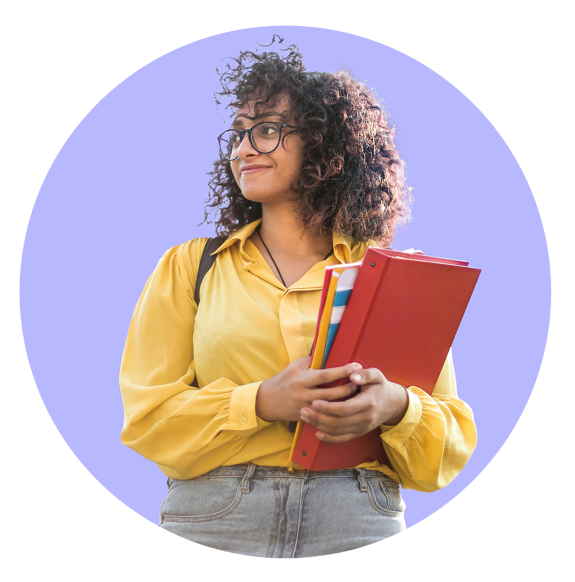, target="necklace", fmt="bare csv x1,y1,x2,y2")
256,225,333,288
